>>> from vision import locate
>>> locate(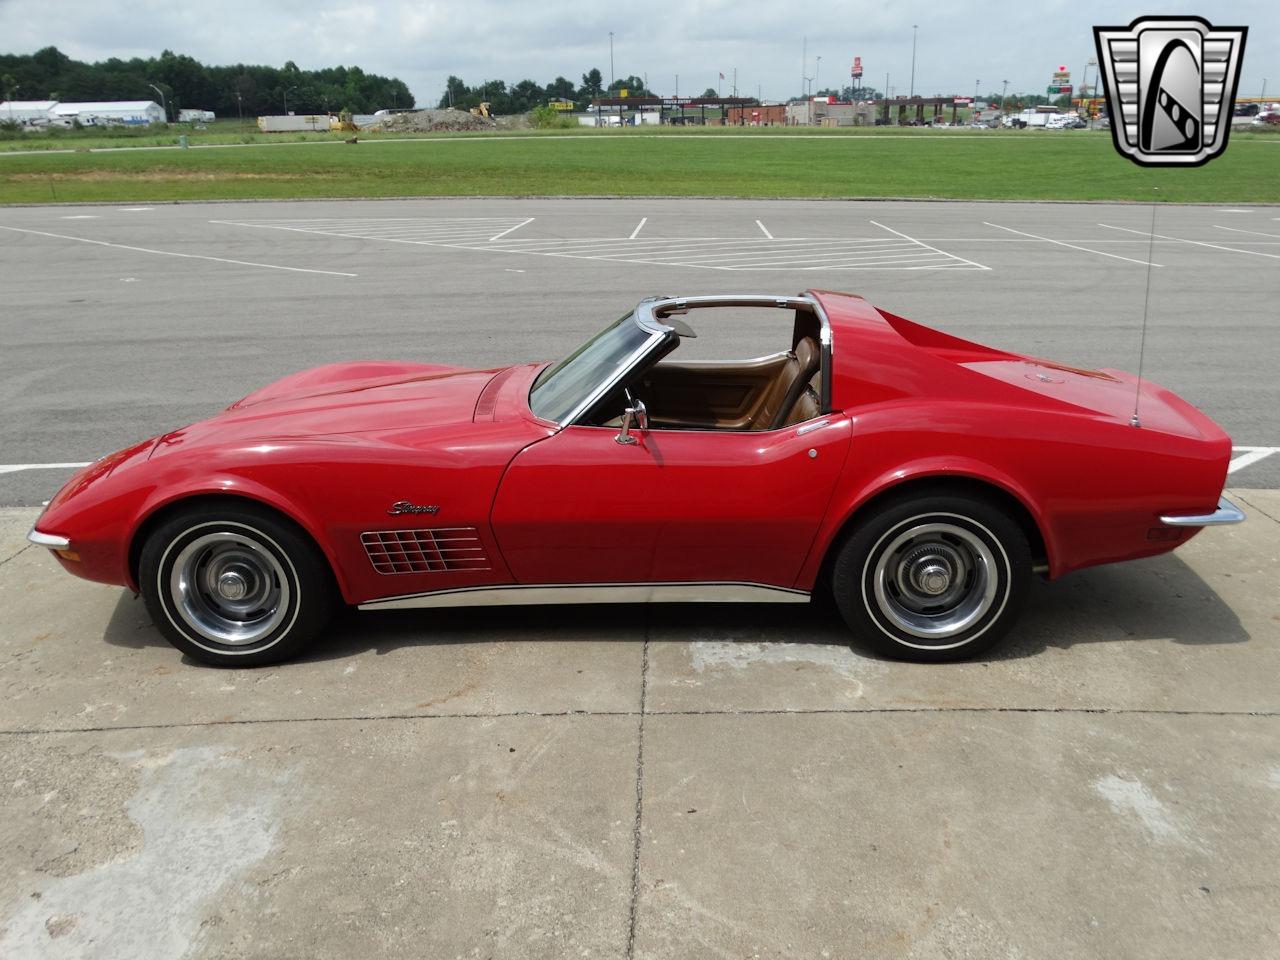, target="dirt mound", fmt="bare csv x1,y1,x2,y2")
375,109,496,133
